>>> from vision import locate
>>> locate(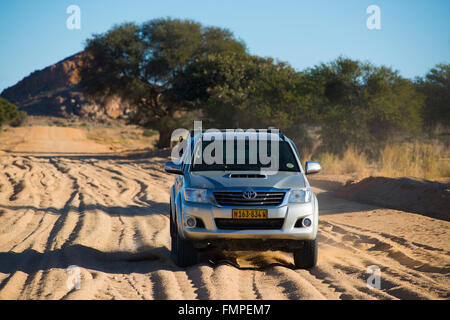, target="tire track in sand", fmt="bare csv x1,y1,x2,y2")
0,152,448,300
